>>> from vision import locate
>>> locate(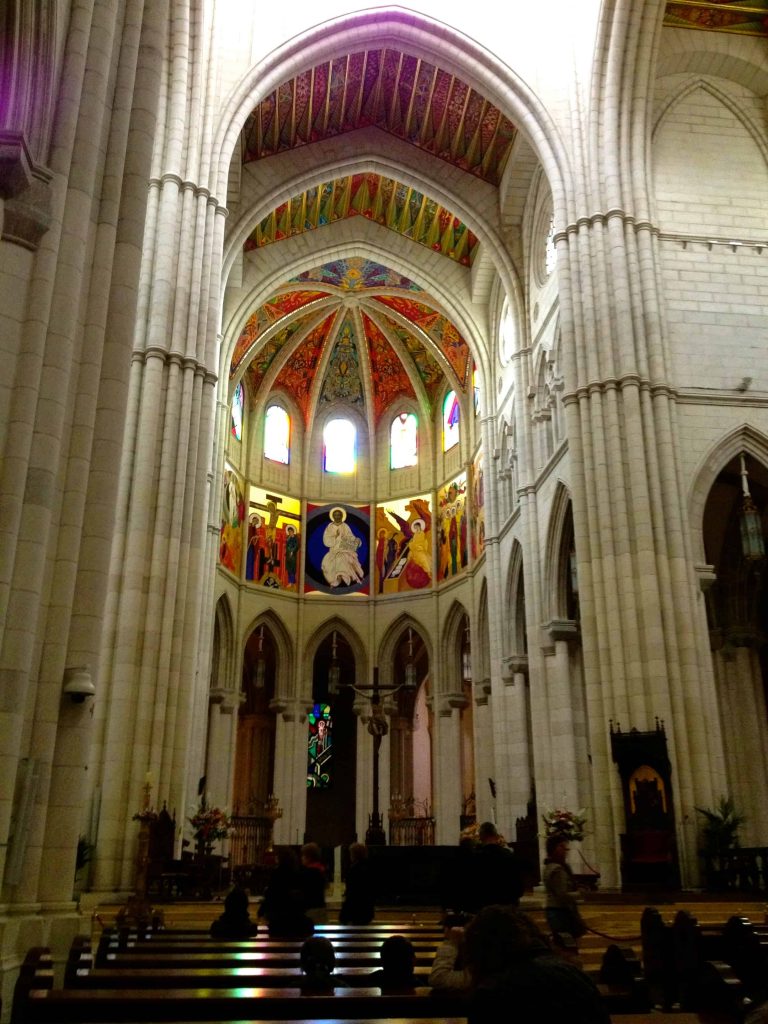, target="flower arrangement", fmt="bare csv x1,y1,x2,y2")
189,802,230,843
541,807,587,842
